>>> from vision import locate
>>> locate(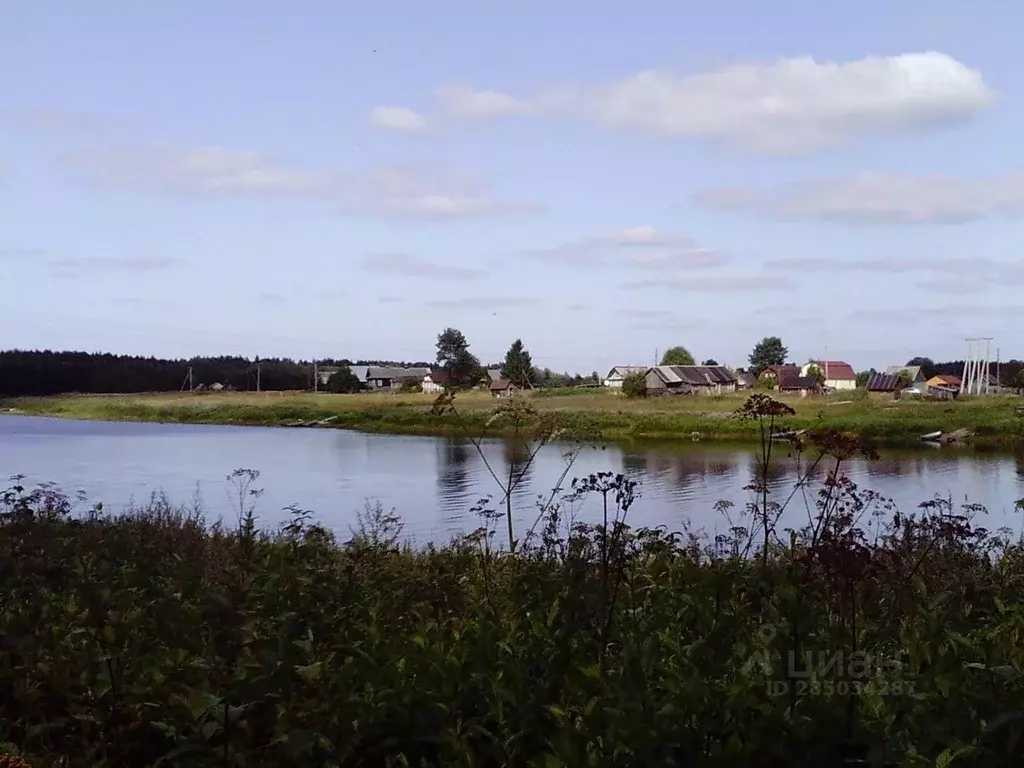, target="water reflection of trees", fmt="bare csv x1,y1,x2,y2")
502,438,535,500
632,447,743,492
436,438,472,500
